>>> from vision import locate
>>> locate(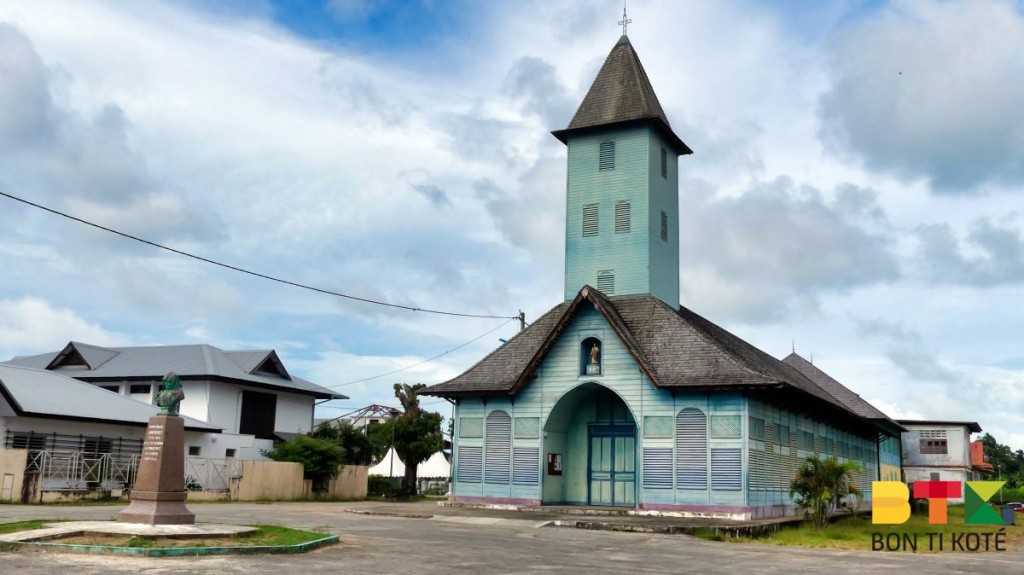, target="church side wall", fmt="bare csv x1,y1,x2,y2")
746,399,878,519
879,435,901,482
